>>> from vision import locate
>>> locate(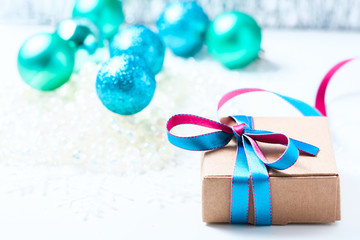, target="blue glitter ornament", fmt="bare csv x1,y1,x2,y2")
109,25,165,75
157,1,209,57
96,54,156,115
